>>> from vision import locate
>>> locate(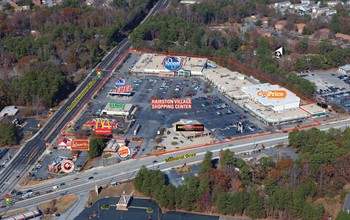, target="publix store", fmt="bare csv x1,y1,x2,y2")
101,103,135,116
